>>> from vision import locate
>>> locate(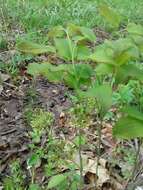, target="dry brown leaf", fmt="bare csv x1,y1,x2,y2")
0,85,3,94
0,72,10,82
73,153,110,187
